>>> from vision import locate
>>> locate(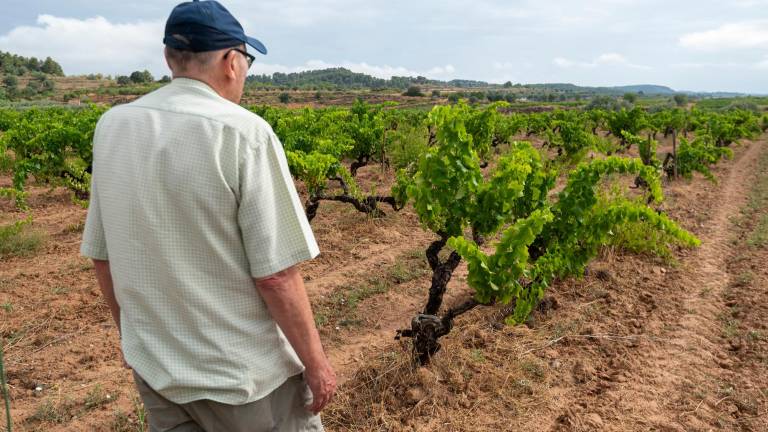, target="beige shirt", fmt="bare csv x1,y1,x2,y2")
80,78,319,404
